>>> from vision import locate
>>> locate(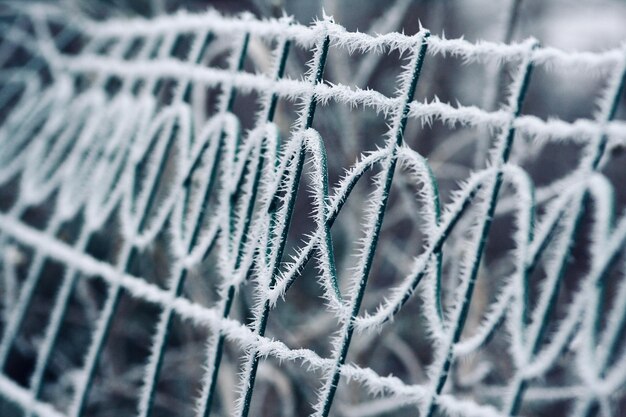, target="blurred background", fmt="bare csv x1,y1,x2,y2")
1,1,626,416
